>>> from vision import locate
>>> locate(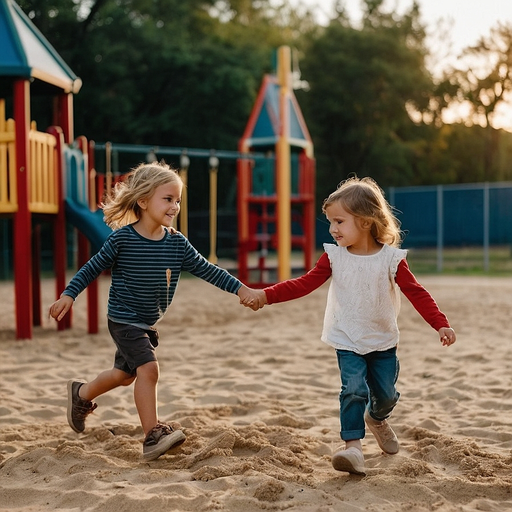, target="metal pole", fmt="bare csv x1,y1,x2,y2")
483,182,490,272
179,153,190,237
105,141,112,197
436,185,443,273
209,154,219,264
276,45,292,281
